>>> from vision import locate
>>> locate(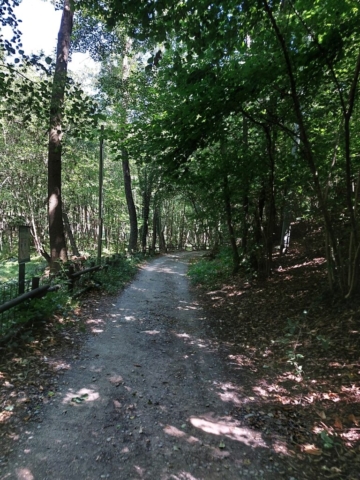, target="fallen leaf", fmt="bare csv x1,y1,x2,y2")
331,467,342,473
317,411,326,420
334,417,343,429
219,441,226,449
71,397,82,403
48,391,55,397
349,414,359,426
302,444,323,455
